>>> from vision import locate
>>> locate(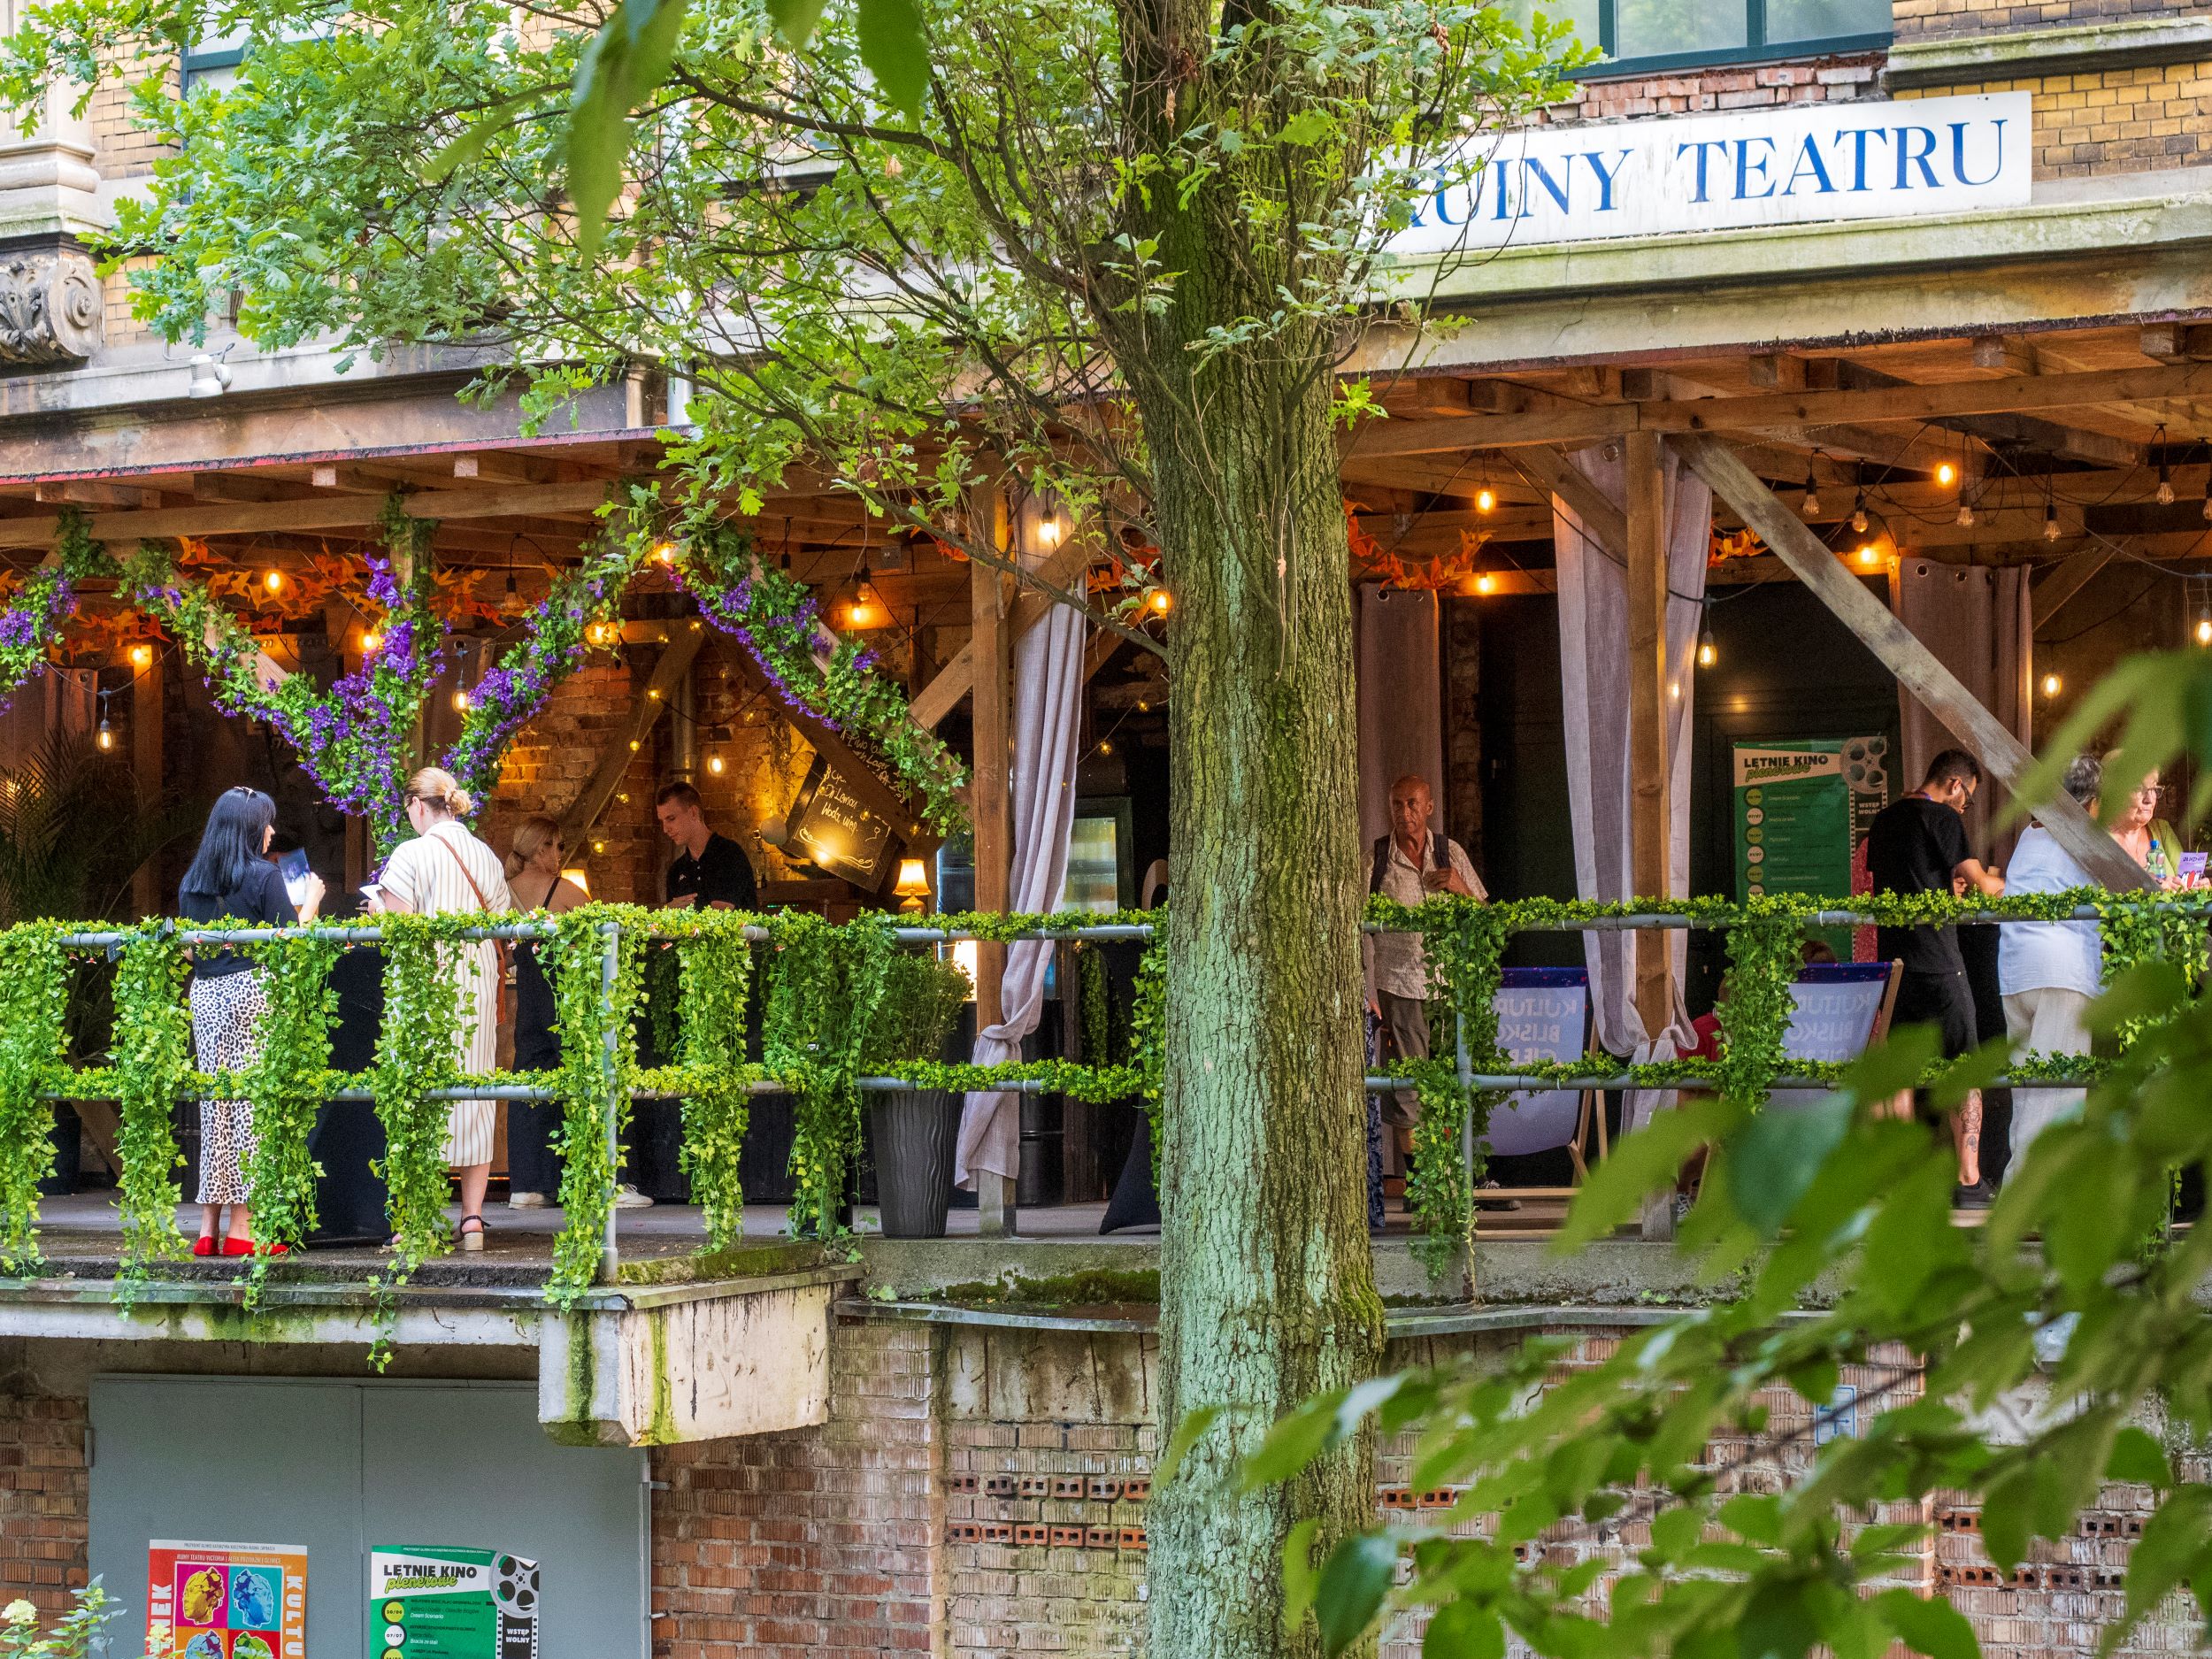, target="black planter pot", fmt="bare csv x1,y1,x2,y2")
868,1089,957,1239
